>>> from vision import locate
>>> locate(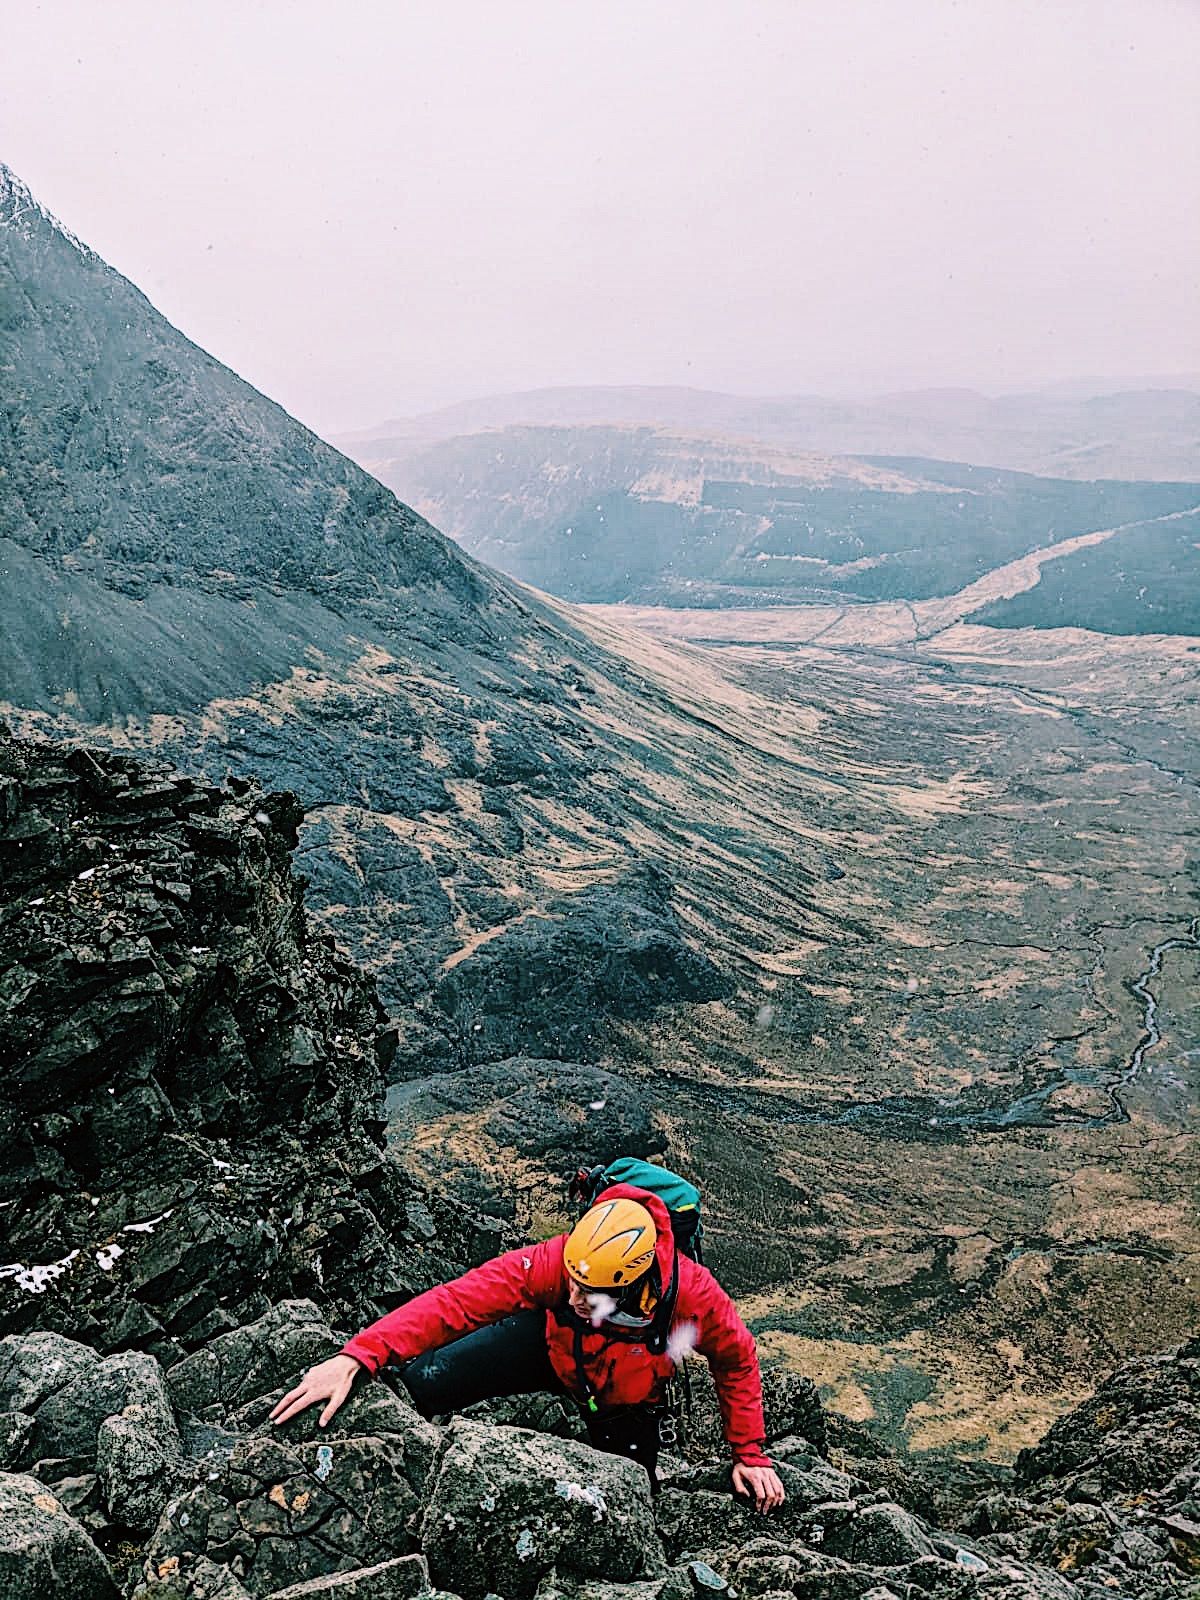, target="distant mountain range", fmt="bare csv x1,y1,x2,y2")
338,423,1200,632
338,380,1200,483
